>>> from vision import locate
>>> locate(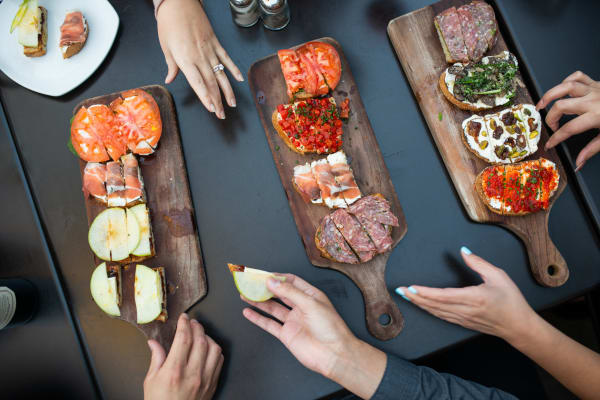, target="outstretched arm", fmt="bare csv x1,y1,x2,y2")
242,274,516,399
398,247,600,400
